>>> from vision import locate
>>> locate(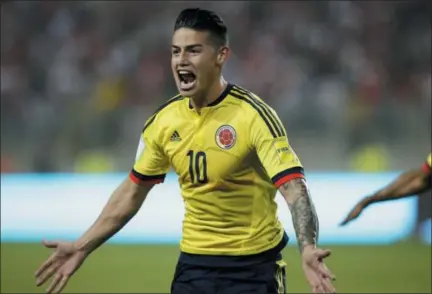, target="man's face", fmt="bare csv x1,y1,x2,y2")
171,28,225,97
